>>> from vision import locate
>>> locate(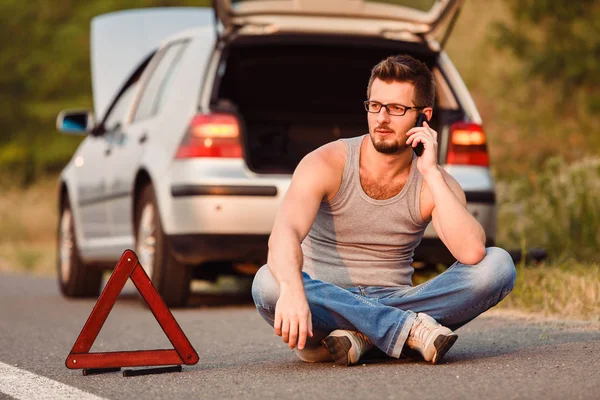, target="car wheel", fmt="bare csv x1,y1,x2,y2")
57,197,102,297
135,184,191,307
